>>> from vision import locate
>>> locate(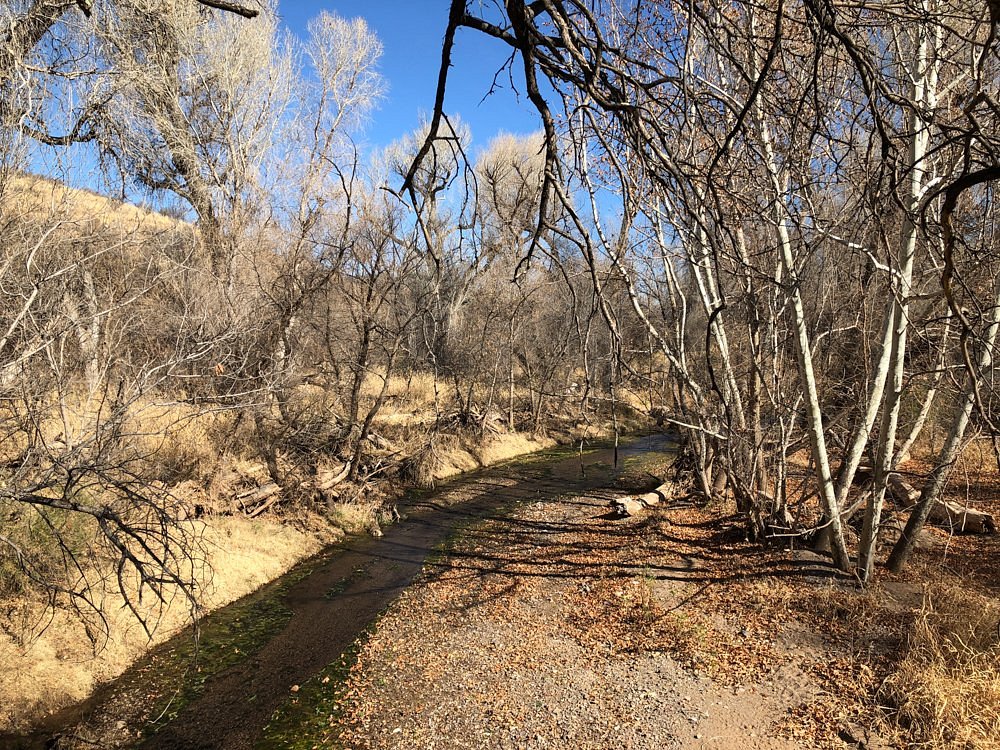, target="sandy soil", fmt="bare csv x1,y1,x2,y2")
15,434,998,750
324,454,869,750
